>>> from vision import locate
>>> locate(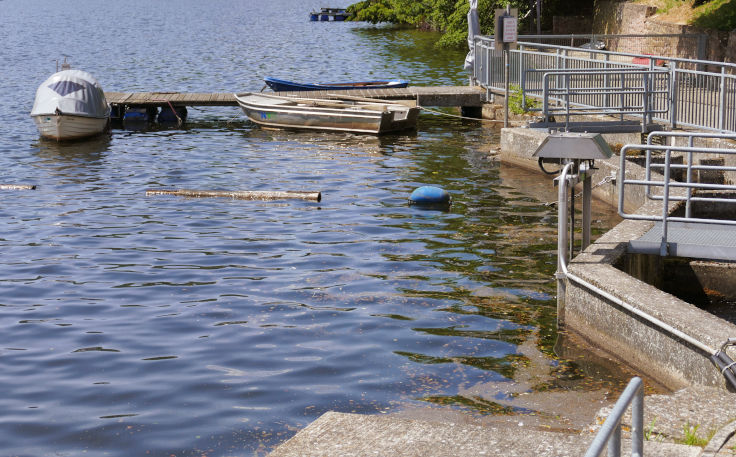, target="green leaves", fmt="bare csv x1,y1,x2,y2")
348,0,599,48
